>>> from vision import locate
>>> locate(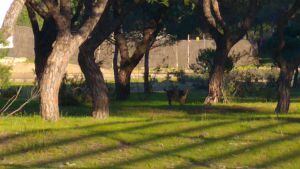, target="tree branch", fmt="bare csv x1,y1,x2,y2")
274,0,300,65
26,0,50,19
200,0,222,40
26,2,40,38
60,0,72,21
211,0,227,32
75,0,110,43
43,0,69,31
233,0,259,43
71,0,84,26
